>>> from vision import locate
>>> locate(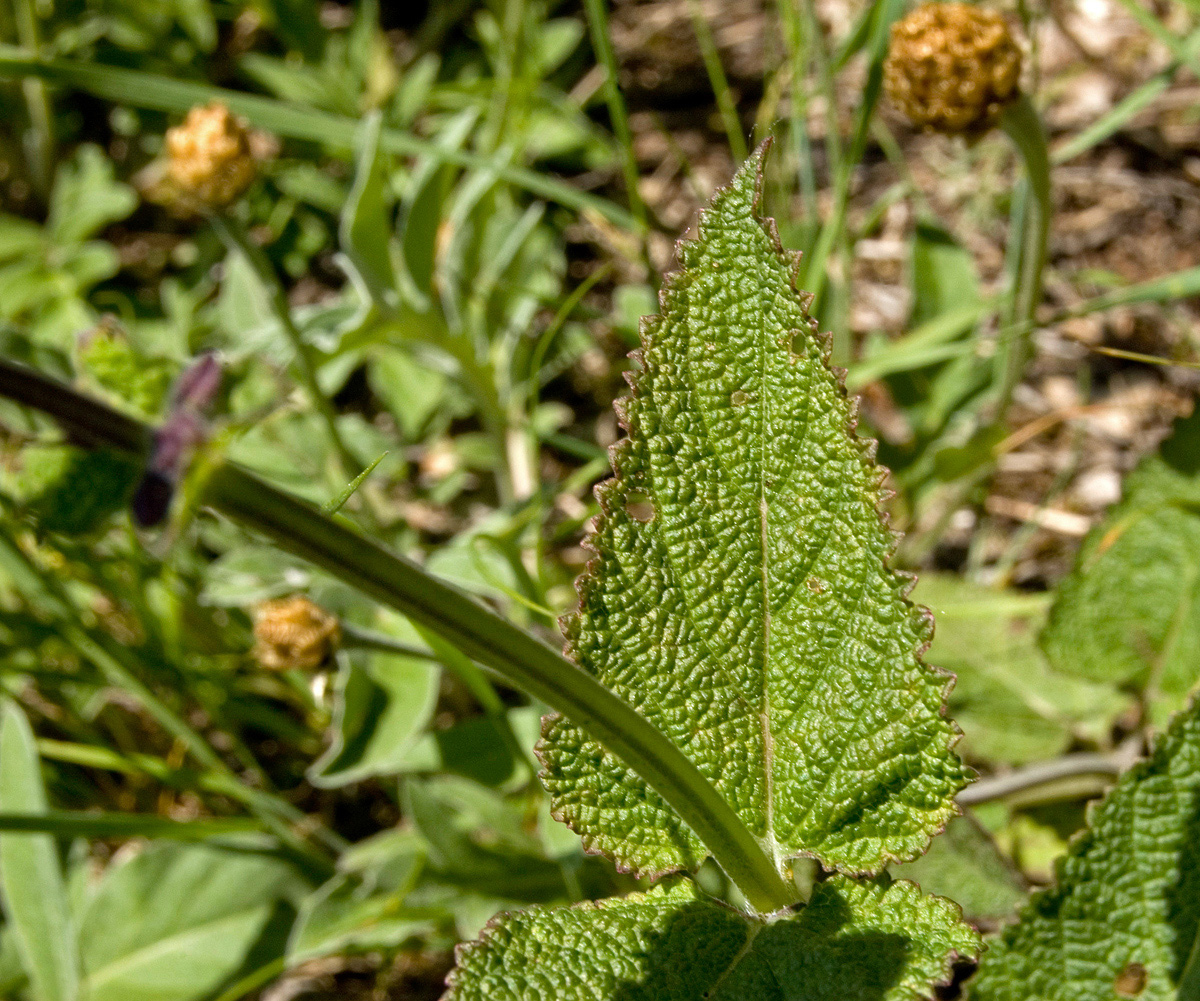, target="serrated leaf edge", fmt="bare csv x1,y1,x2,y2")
537,139,969,881
972,693,1200,990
